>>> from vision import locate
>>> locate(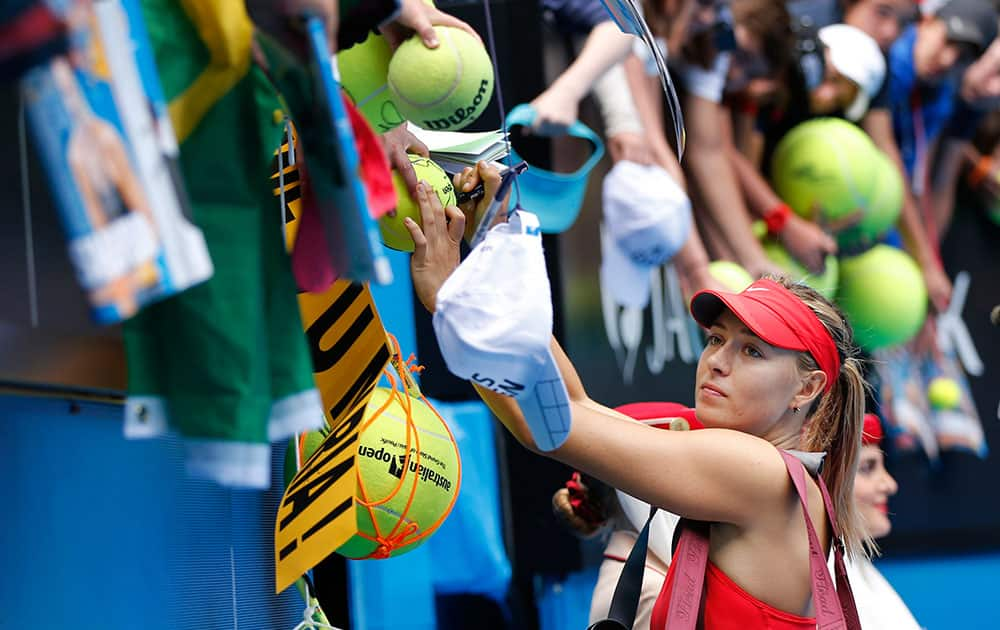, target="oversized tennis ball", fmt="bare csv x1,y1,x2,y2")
927,377,961,410
283,429,328,488
338,32,405,132
760,239,839,300
771,118,878,231
837,151,903,253
387,26,494,131
337,387,461,559
835,244,927,351
378,155,457,251
708,260,754,292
